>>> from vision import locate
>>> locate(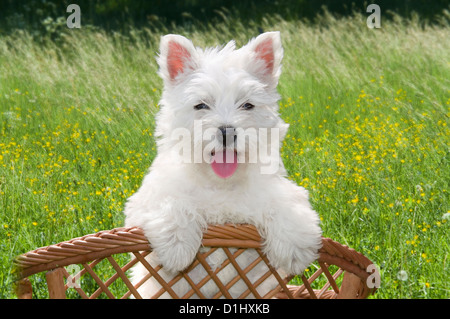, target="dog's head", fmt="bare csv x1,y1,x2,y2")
155,32,288,179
